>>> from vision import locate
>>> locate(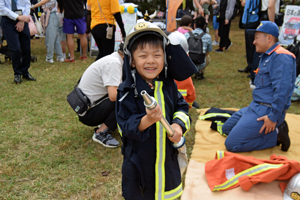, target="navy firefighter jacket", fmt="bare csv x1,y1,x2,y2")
116,44,196,200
